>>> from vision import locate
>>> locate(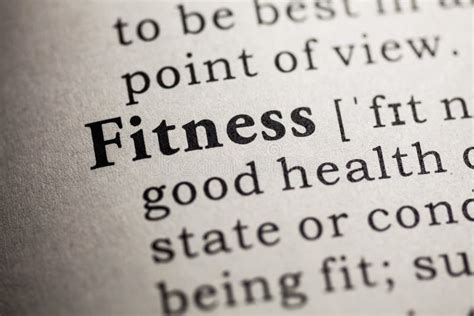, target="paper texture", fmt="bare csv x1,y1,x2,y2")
0,1,473,315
